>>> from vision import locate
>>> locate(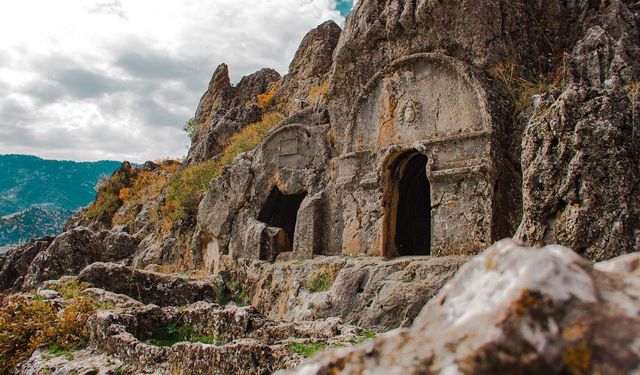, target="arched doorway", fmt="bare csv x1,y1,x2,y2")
384,151,431,257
